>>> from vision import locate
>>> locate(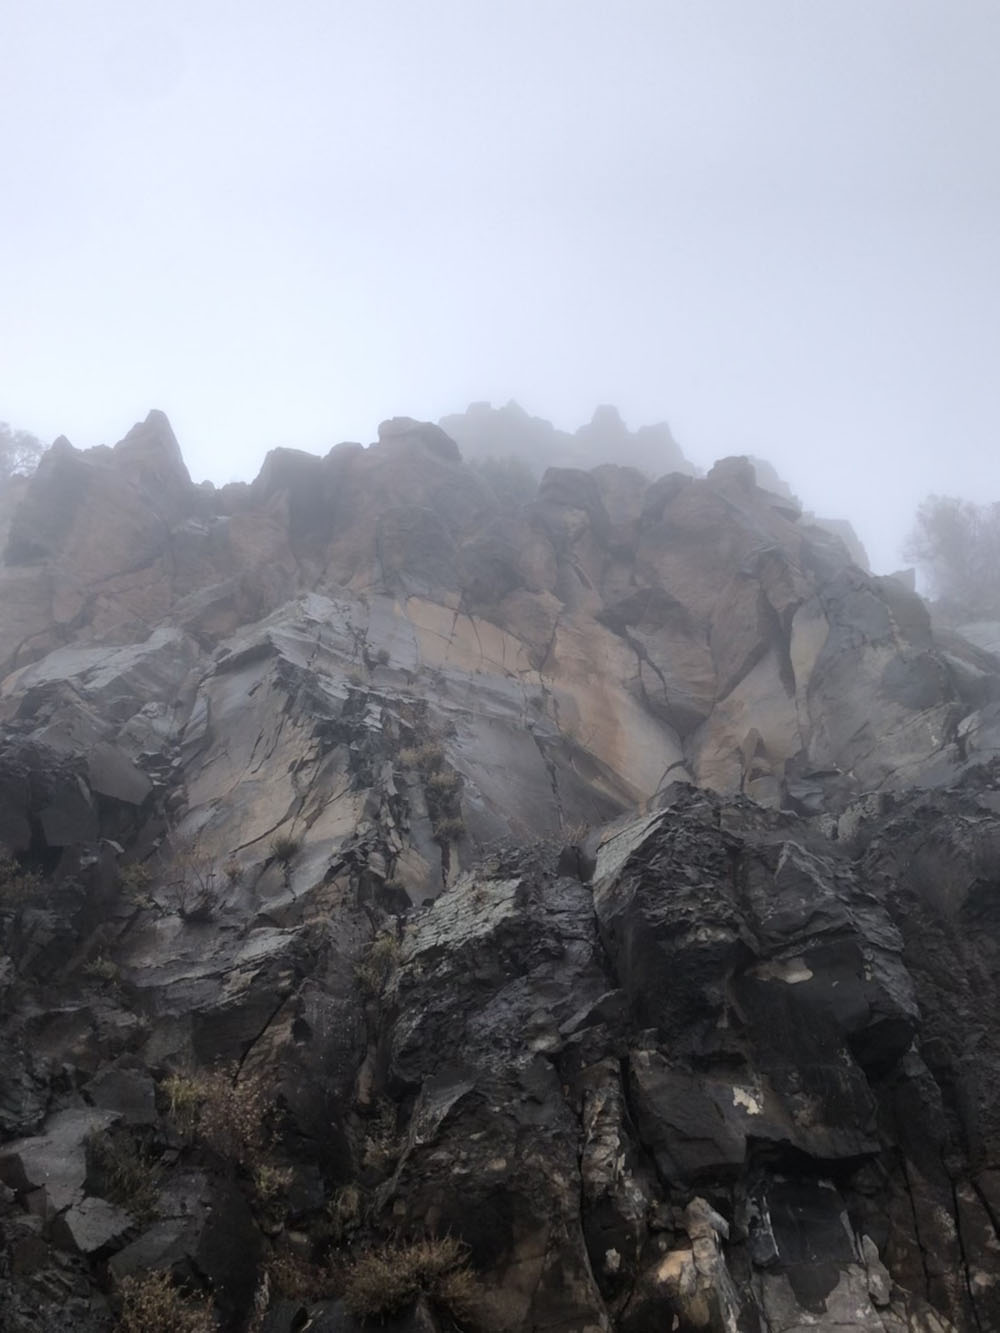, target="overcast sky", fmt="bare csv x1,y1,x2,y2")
2,1,999,572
